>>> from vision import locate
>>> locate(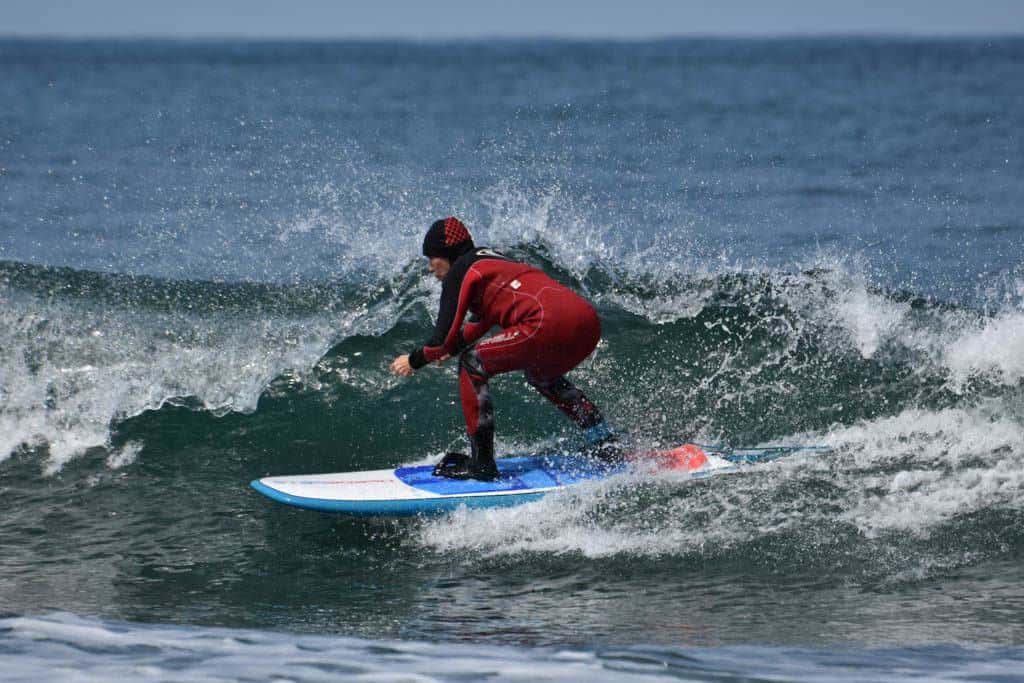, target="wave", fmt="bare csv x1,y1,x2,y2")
1,249,1021,475
0,258,426,471
418,405,1024,571
3,250,1018,607
4,613,1020,683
